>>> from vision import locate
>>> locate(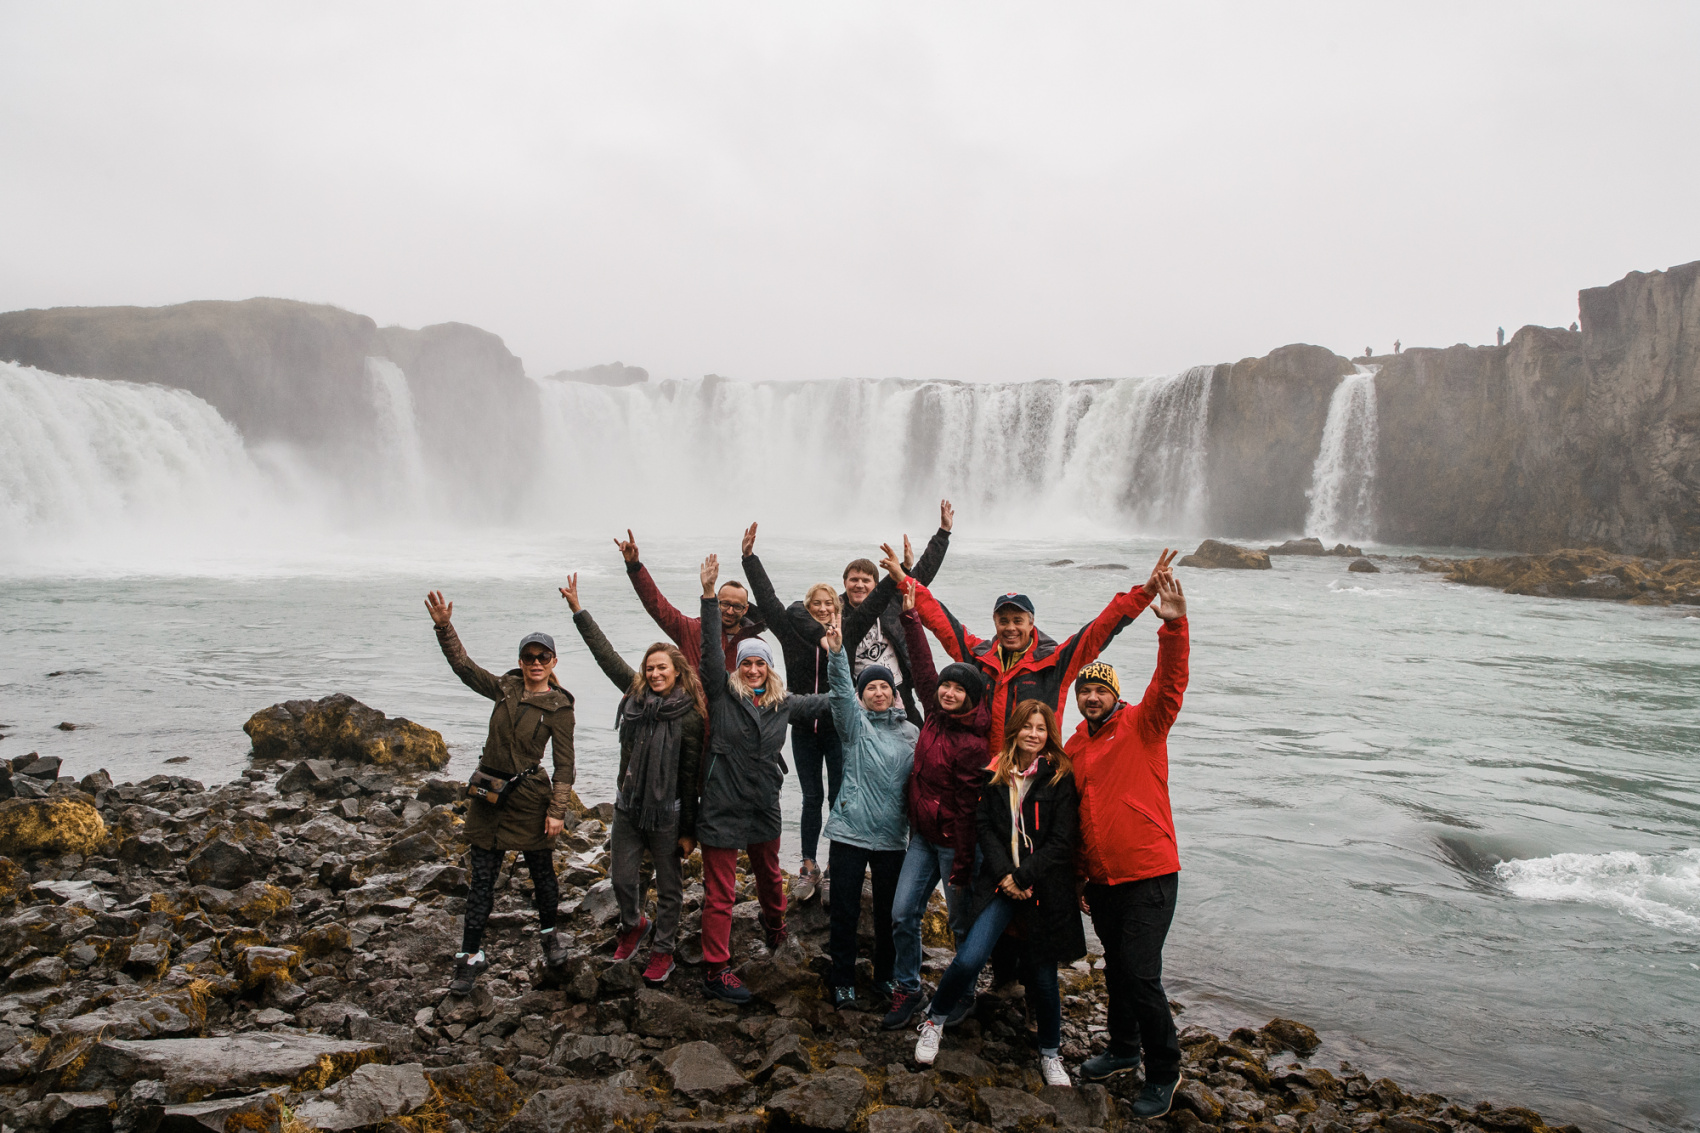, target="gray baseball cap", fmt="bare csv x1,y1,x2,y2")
518,632,556,657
